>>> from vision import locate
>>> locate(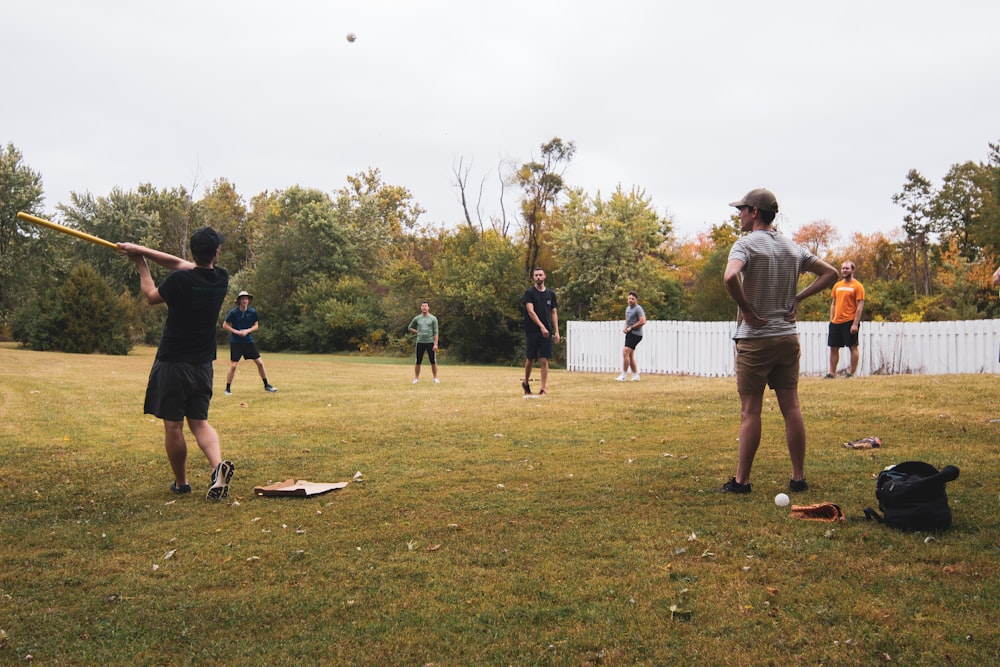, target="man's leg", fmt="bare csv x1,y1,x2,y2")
774,387,806,482
253,358,268,381
226,360,239,386
187,418,222,470
829,347,839,376
628,348,638,374
414,363,421,380
163,420,189,487
849,345,859,375
735,392,764,484
622,346,631,373
431,363,438,379
539,358,549,392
